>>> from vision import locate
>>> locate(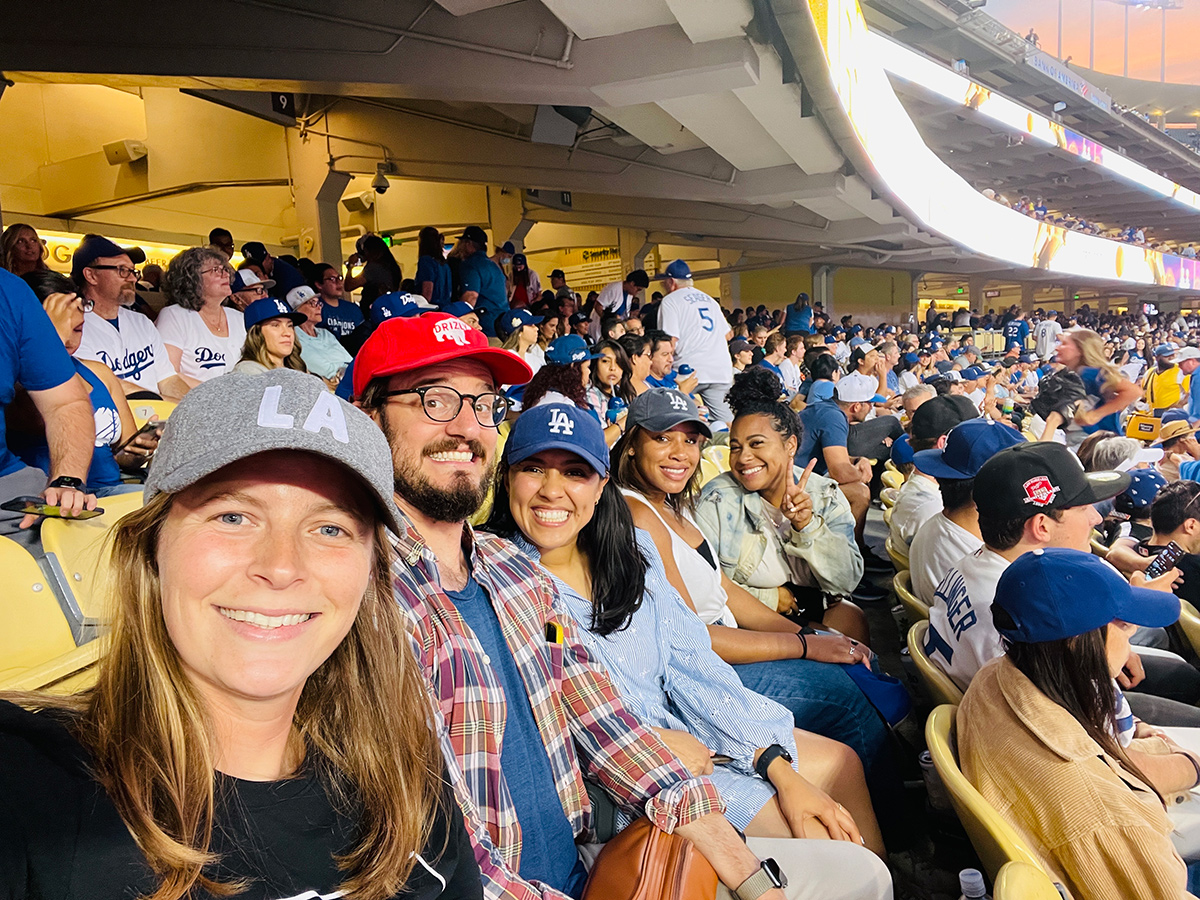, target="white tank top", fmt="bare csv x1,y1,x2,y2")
621,489,737,627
